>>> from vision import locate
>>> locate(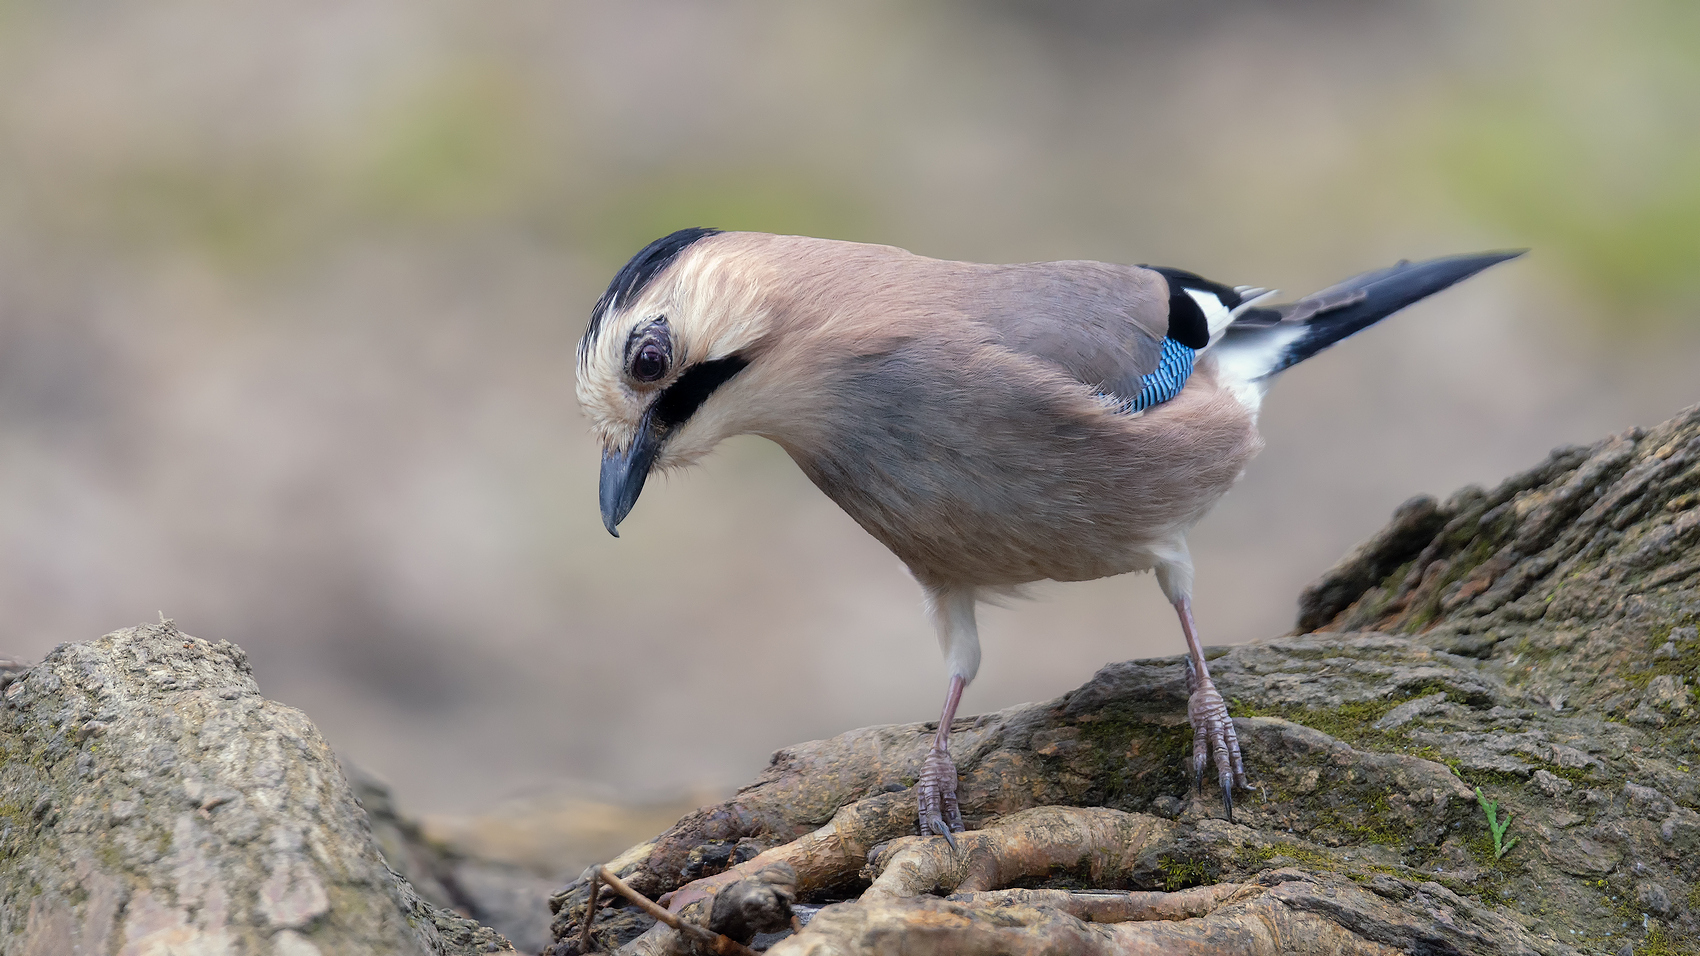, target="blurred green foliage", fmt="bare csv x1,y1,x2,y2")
584,170,874,269
358,64,542,226
1423,2,1700,331
8,1,1698,335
